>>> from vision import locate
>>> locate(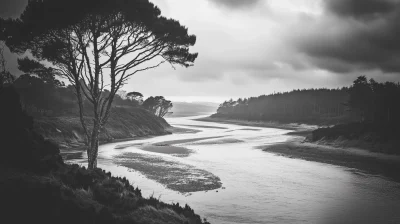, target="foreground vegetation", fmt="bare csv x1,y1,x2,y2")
0,85,210,224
